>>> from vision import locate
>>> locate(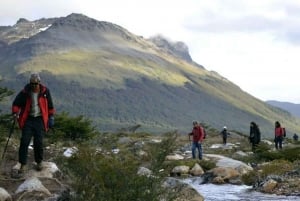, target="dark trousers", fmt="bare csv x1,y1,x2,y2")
19,116,44,165
274,136,283,150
